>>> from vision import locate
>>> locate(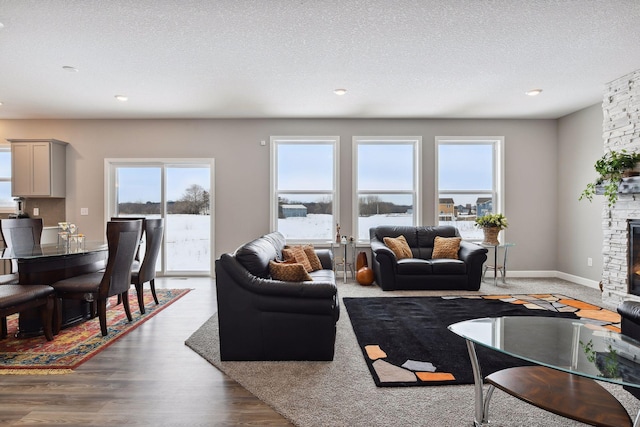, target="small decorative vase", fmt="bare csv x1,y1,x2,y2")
356,267,375,286
482,227,500,245
356,251,368,270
